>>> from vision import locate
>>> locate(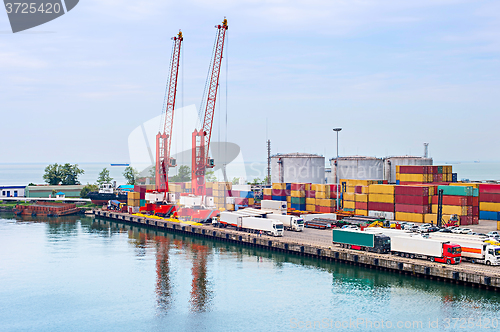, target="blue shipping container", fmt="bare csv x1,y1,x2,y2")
240,191,254,198
479,211,500,221
272,195,287,201
286,183,291,190
290,203,306,211
452,173,458,182
396,180,400,185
